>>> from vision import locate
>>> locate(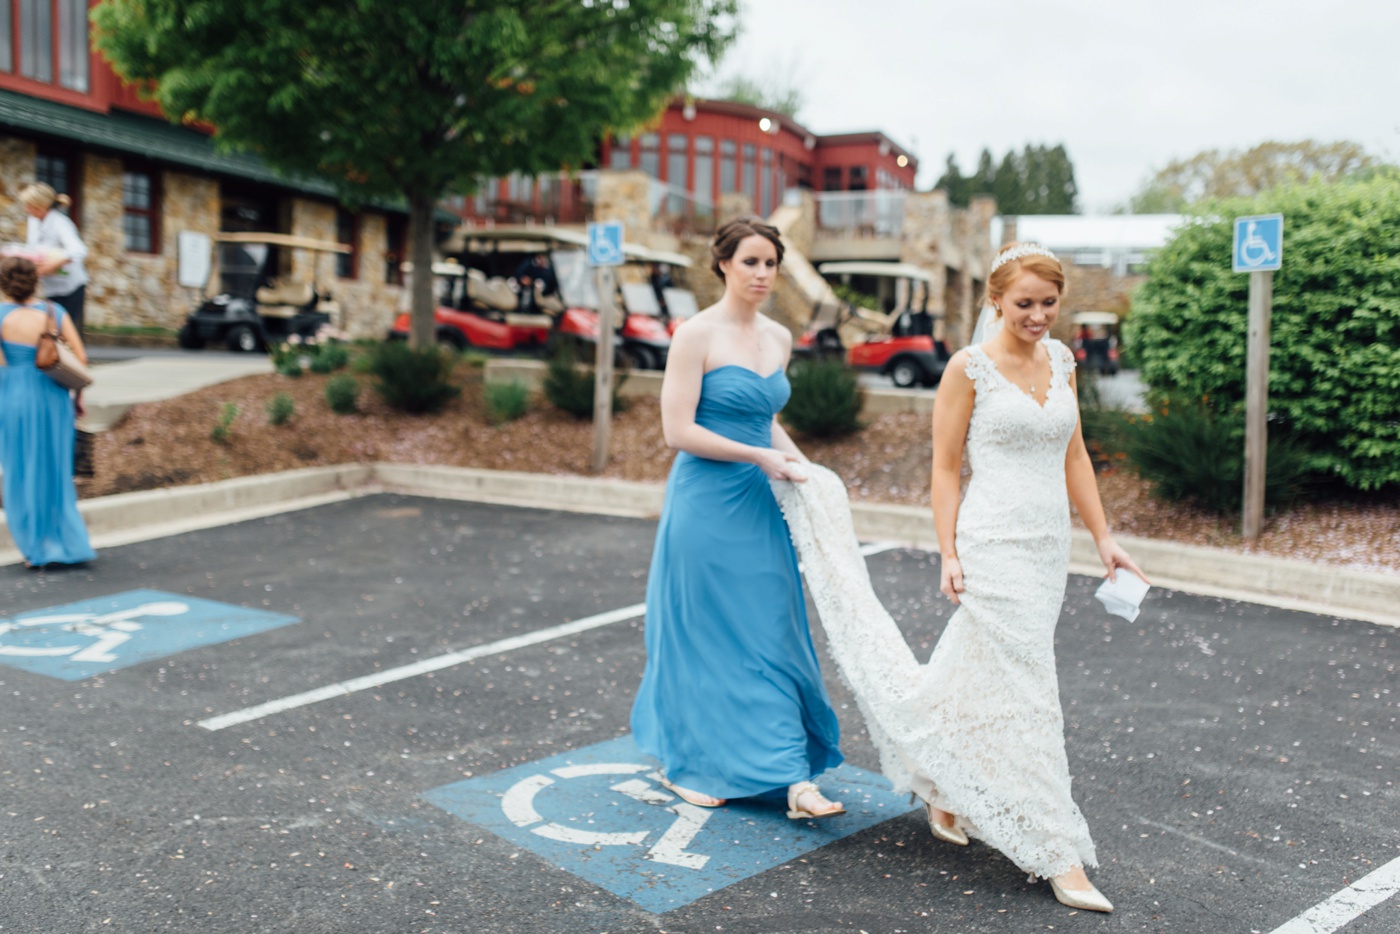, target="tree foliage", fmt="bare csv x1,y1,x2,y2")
710,73,803,118
936,144,1077,214
91,0,736,346
1127,140,1376,213
1126,175,1400,491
